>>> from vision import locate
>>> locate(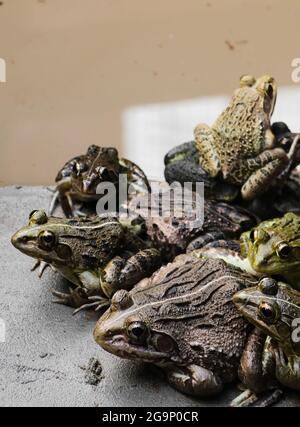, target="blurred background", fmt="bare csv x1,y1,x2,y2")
0,0,300,185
